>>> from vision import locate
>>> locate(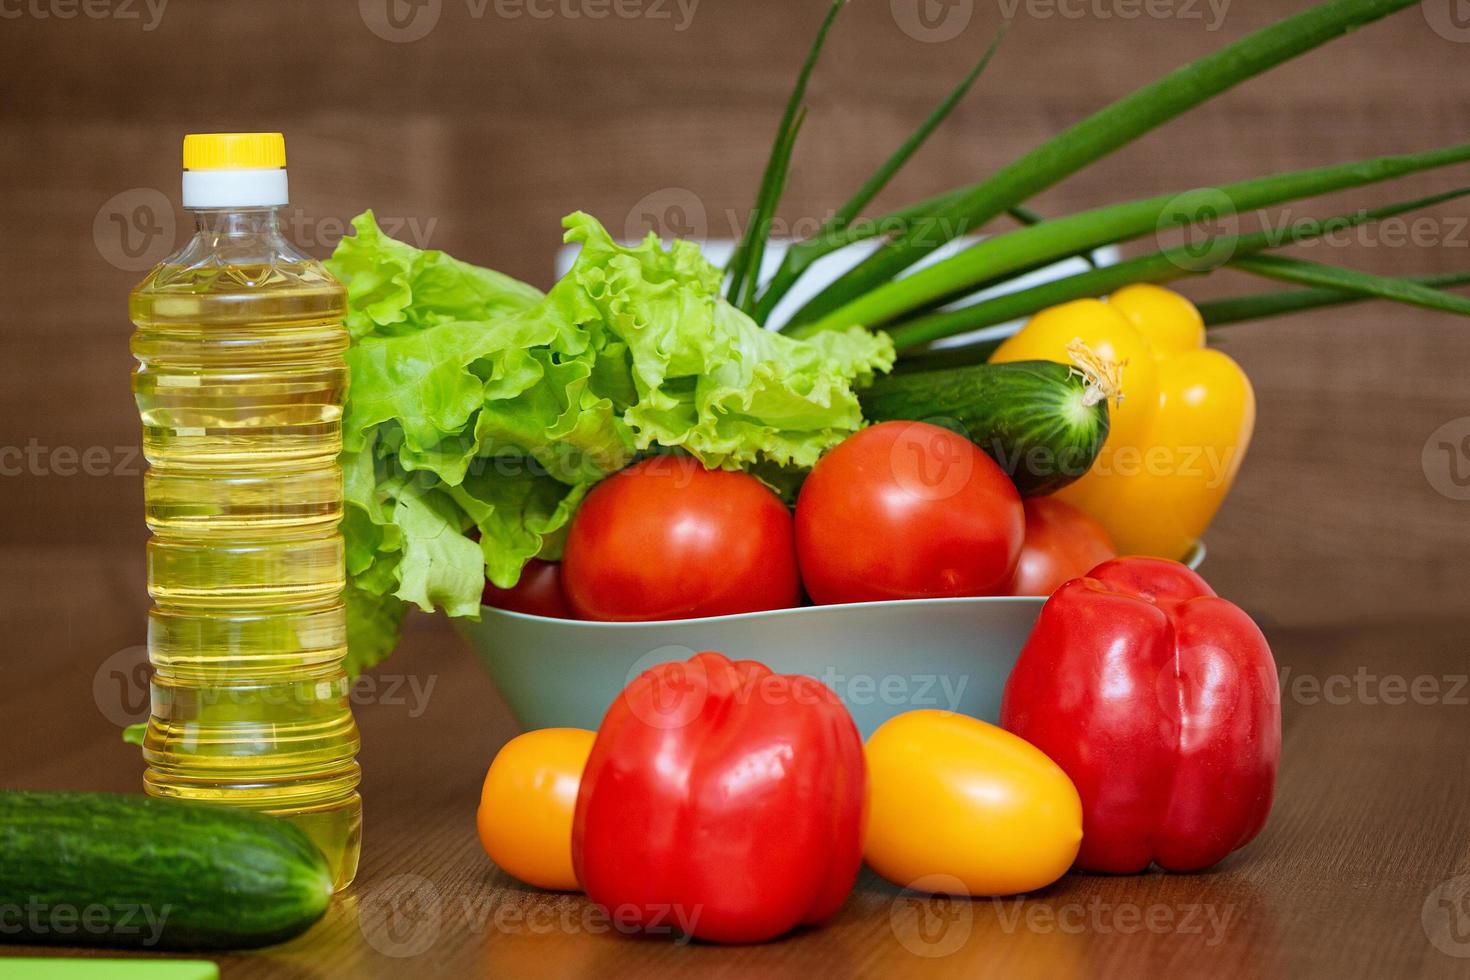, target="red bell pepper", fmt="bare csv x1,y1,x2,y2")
572,651,866,944
1000,557,1280,873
